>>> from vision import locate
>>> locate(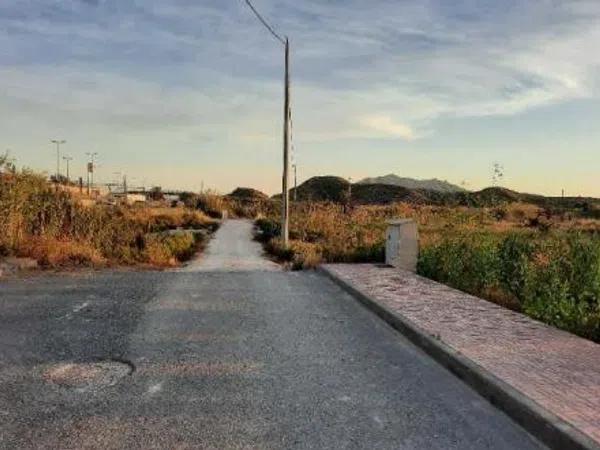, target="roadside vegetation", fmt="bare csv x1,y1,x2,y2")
0,158,218,269
253,200,600,342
